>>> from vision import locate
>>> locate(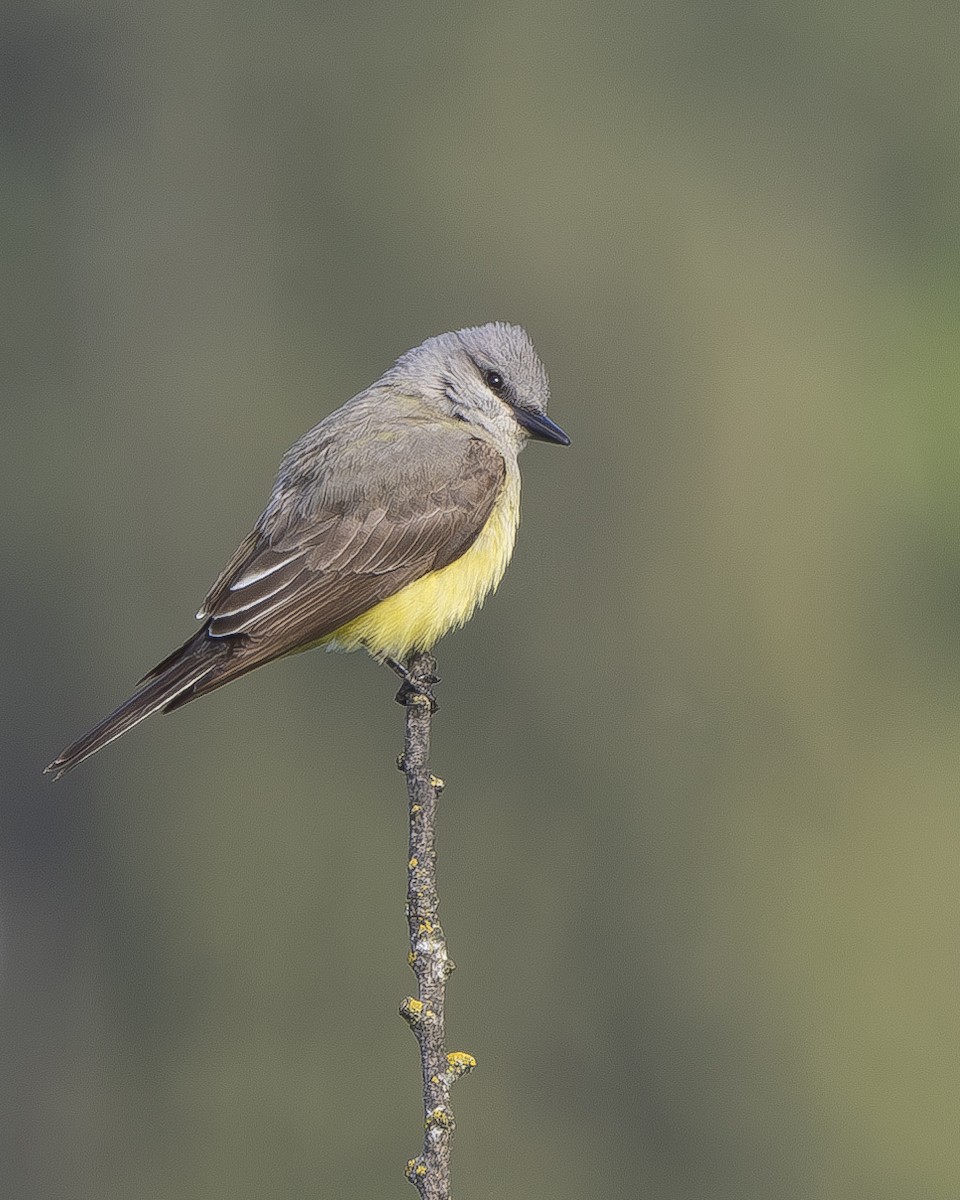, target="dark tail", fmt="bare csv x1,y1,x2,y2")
45,633,228,780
